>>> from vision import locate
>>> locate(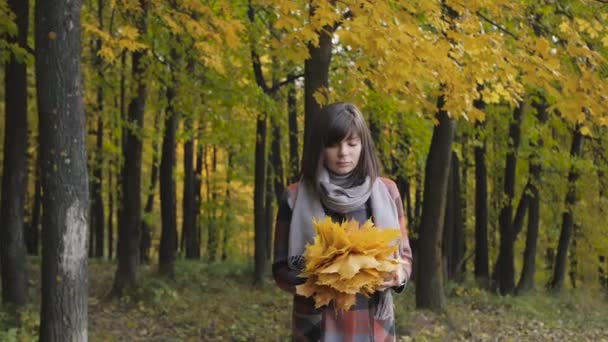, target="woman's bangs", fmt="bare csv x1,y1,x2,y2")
325,114,359,147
